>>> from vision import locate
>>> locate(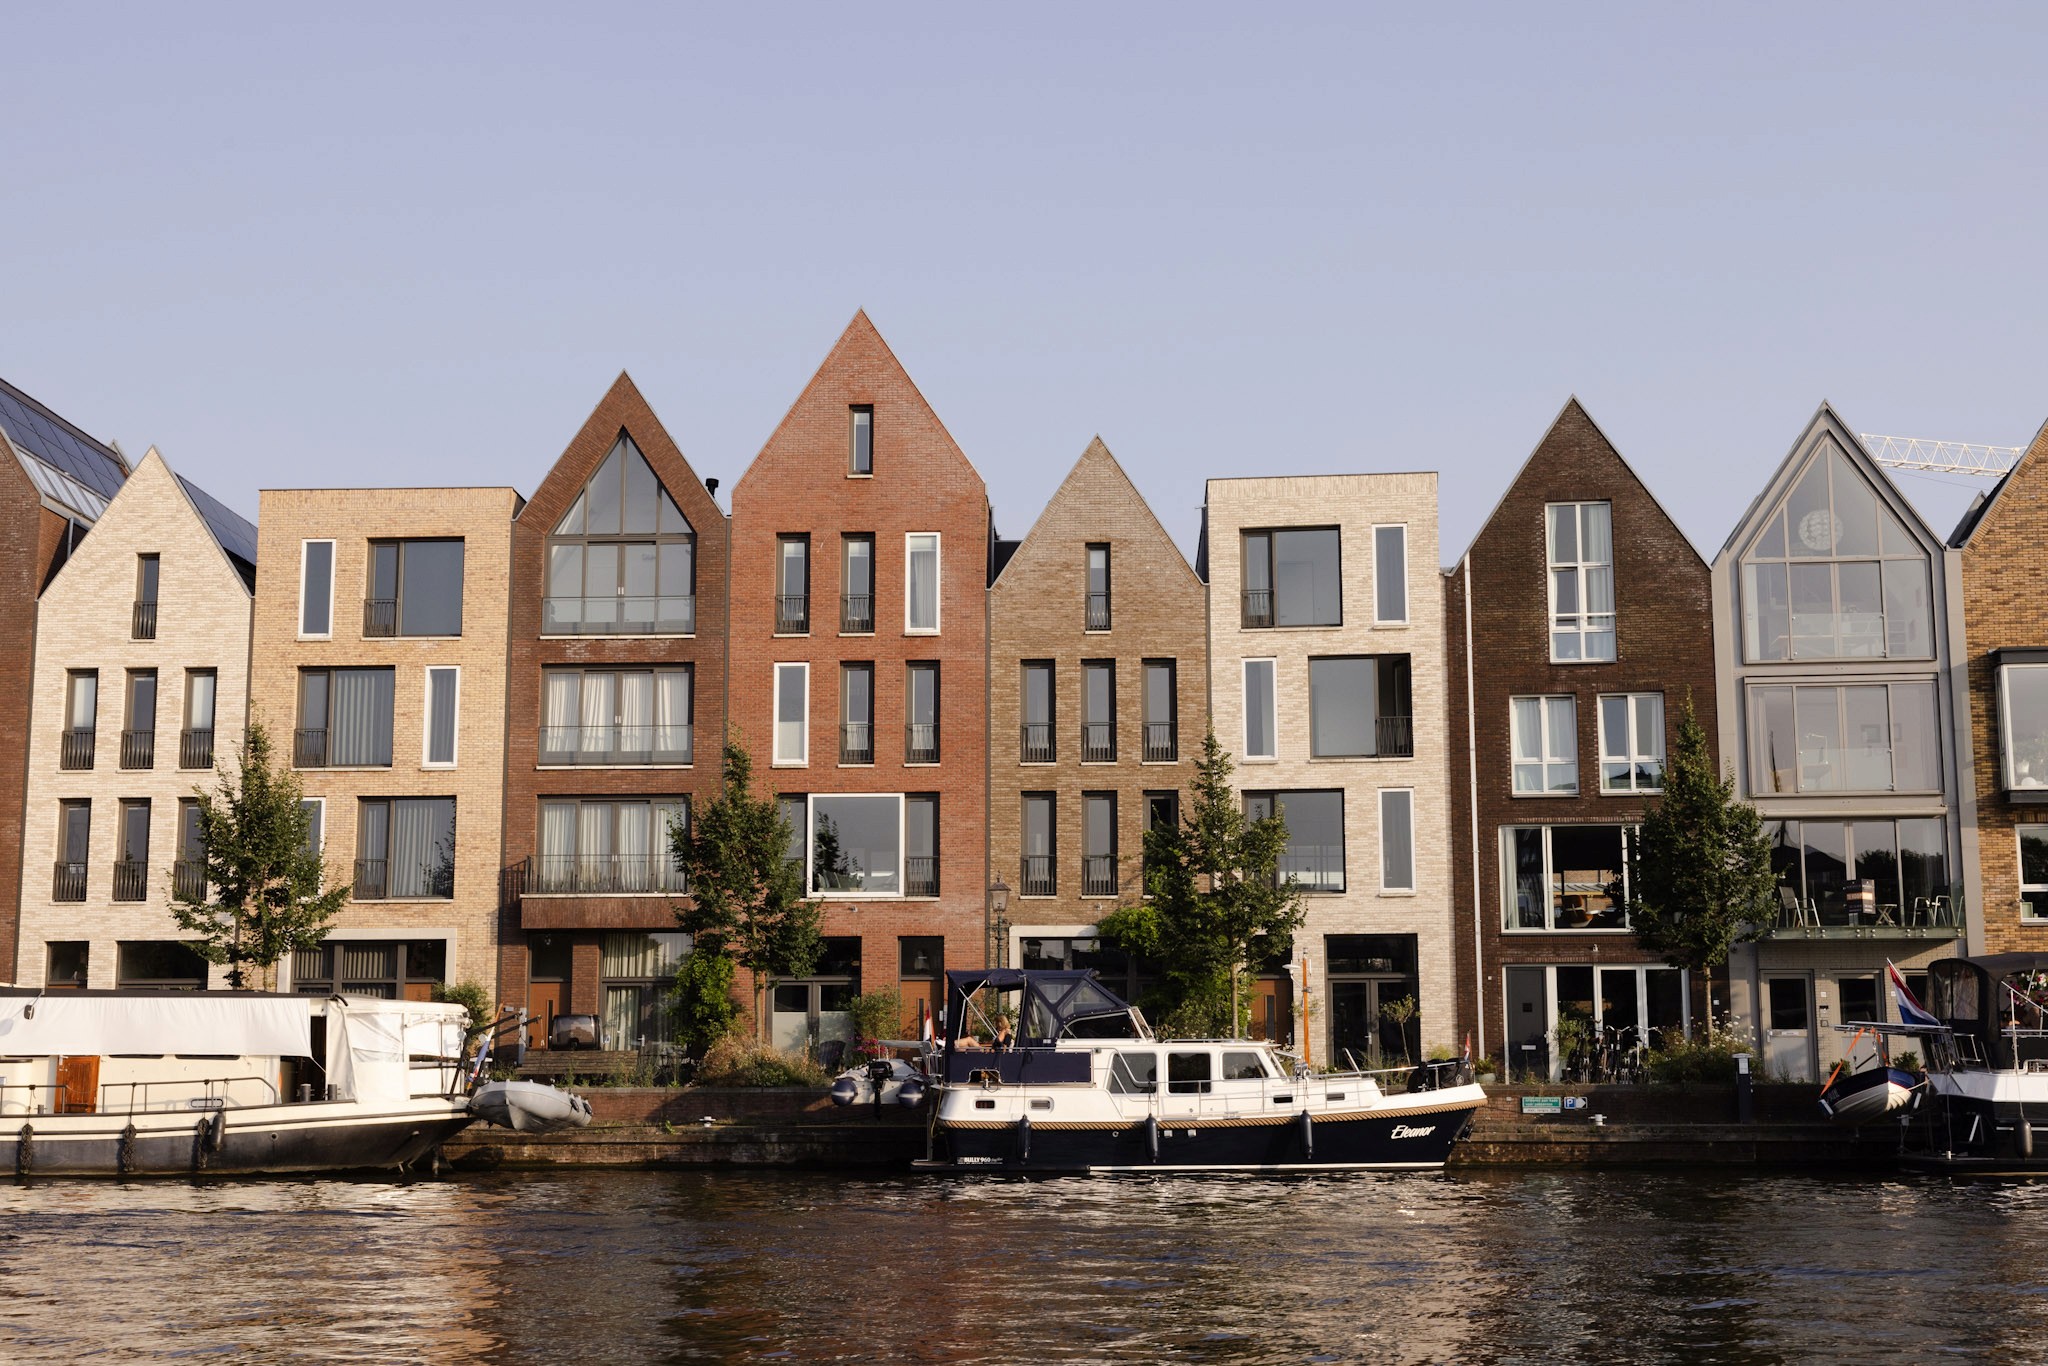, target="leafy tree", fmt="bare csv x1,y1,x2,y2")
673,735,824,1037
1618,694,1776,1012
171,722,350,989
670,948,741,1056
1097,729,1305,1035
